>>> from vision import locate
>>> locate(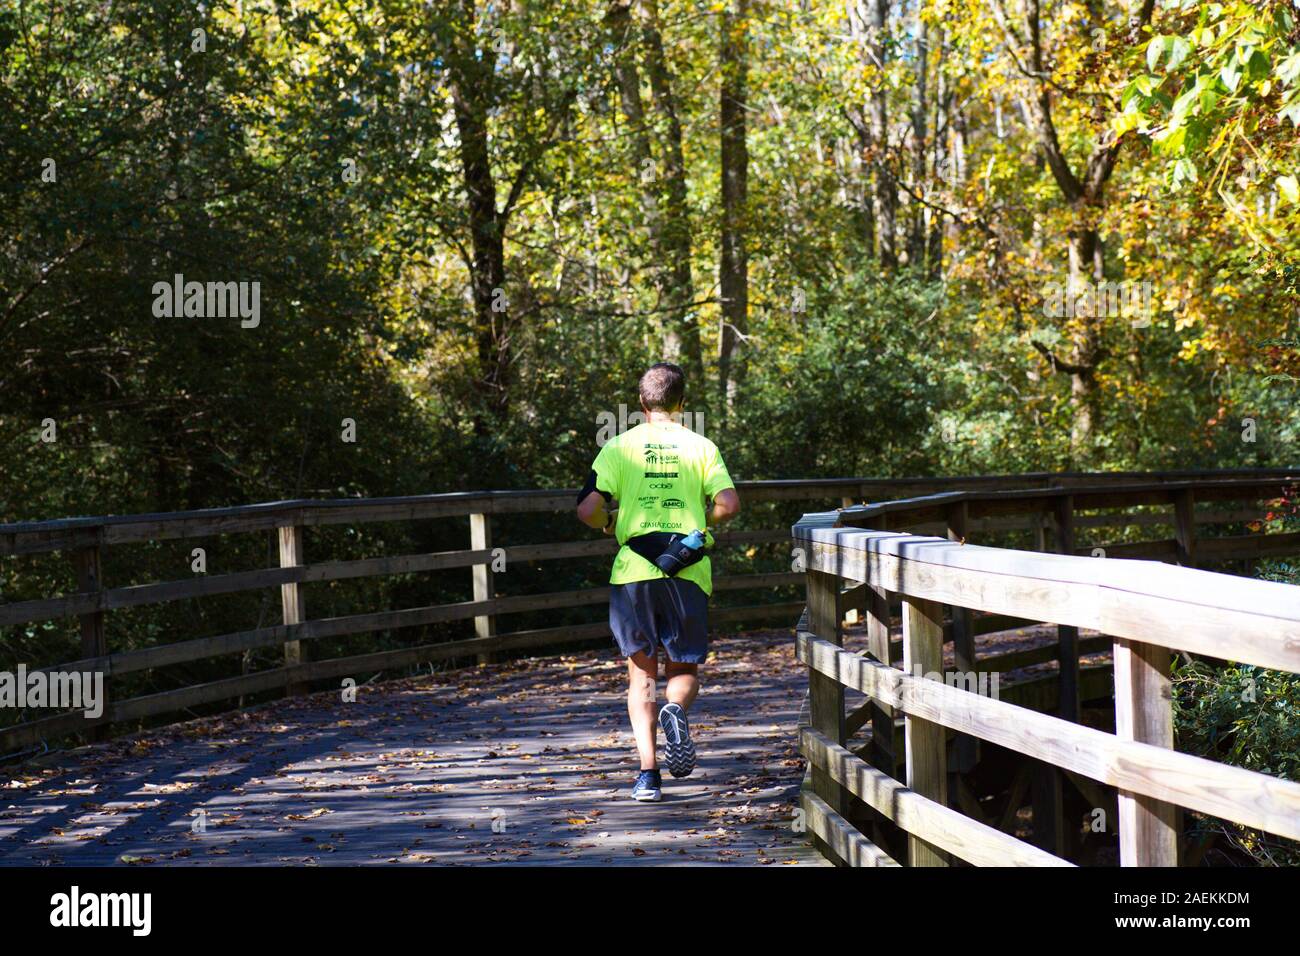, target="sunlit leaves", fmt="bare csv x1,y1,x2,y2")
1120,0,1299,228
1147,34,1191,73
1277,175,1300,205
